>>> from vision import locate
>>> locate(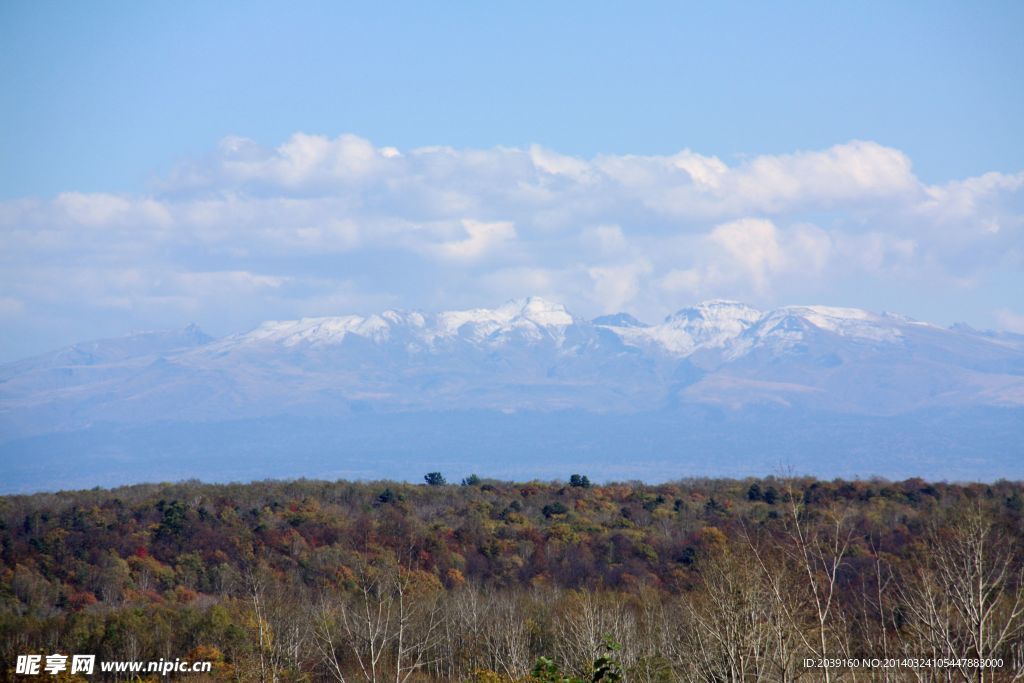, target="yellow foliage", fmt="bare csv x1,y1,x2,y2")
698,526,727,550
400,567,444,597
472,668,507,683
444,567,466,587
